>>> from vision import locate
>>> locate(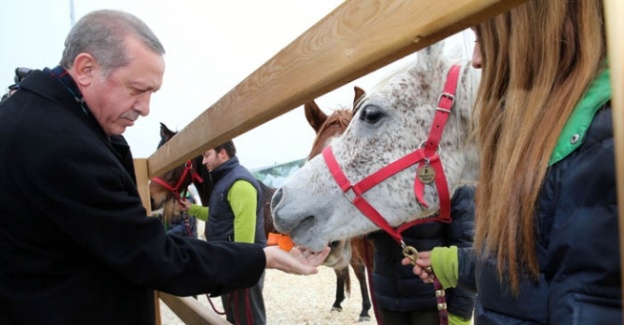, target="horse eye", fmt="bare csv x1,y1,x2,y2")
359,105,384,124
